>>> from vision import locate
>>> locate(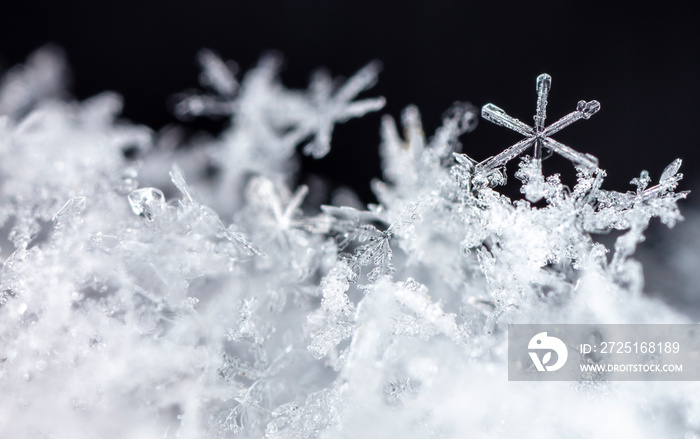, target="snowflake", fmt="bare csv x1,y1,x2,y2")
476,73,600,182
0,47,694,439
322,200,426,283
302,61,386,158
